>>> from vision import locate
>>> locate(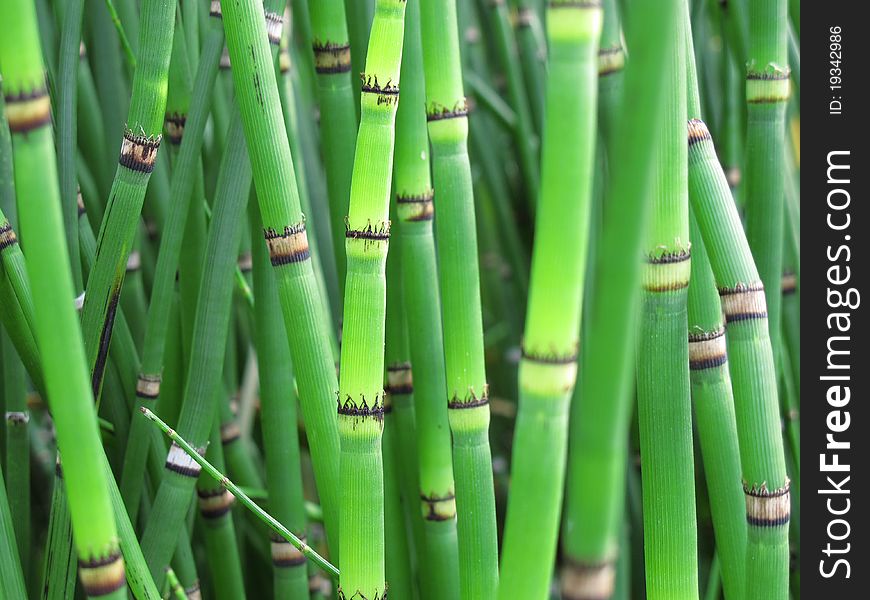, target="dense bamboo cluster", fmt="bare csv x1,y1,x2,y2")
1,0,799,598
